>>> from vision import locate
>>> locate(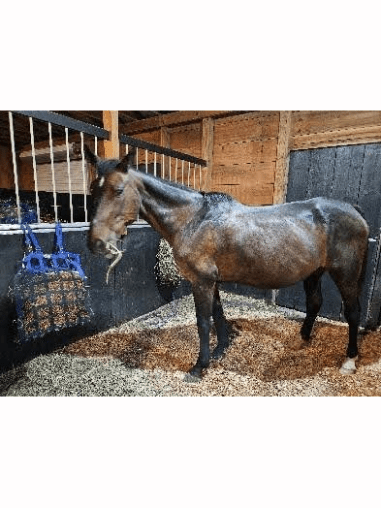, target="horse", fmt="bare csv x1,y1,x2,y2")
83,145,369,378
